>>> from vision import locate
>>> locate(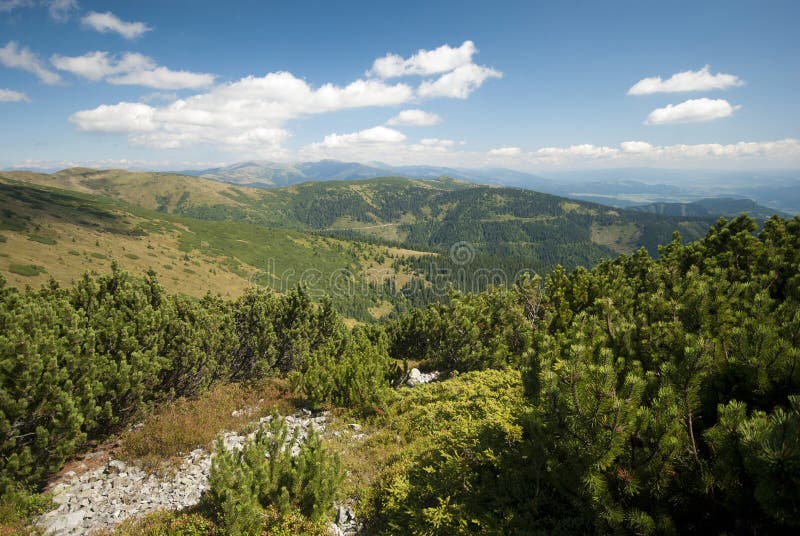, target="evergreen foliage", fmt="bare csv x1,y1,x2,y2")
206,411,341,535
0,267,342,496
379,214,800,533
292,325,396,410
